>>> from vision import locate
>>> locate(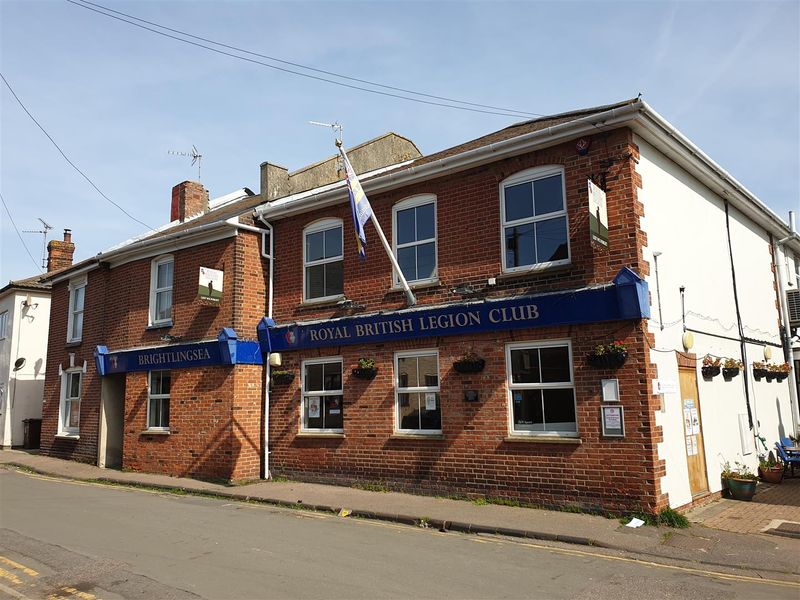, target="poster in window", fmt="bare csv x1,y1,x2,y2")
329,397,341,415
588,179,608,247
425,393,437,411
601,406,624,437
198,267,224,303
308,397,321,419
